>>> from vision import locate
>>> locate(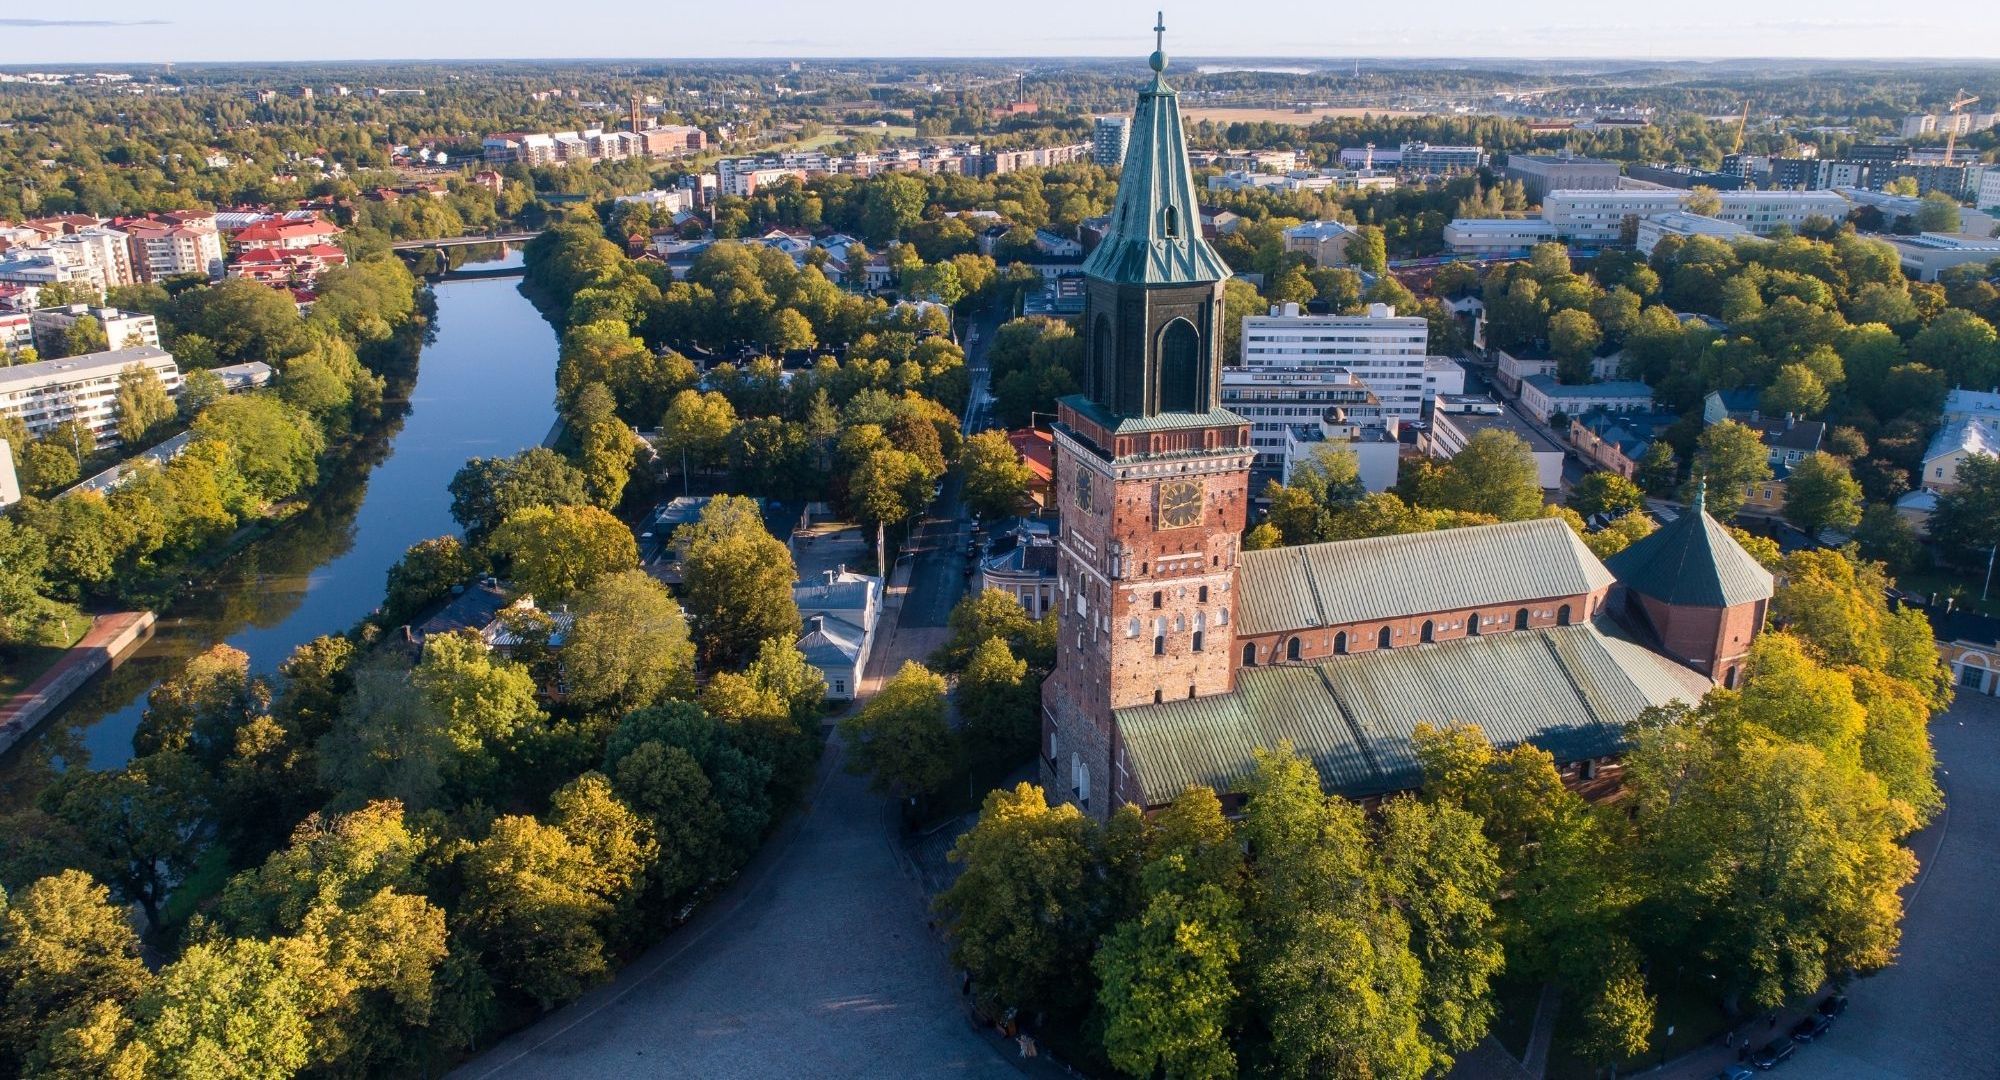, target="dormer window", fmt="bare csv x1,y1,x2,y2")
1161,204,1179,238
